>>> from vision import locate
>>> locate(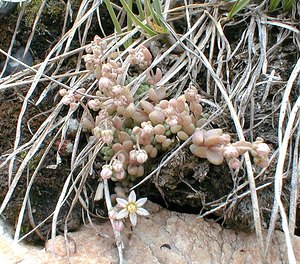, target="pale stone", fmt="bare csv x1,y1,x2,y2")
0,202,299,264
45,235,76,256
